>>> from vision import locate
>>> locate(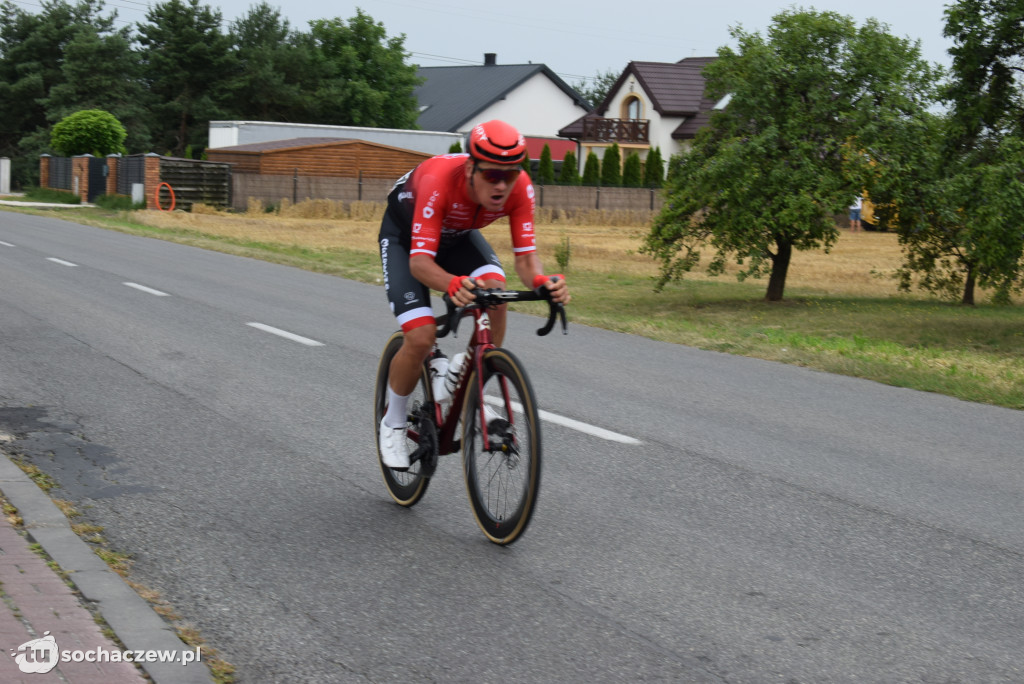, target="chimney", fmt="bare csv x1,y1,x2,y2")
484,53,497,66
